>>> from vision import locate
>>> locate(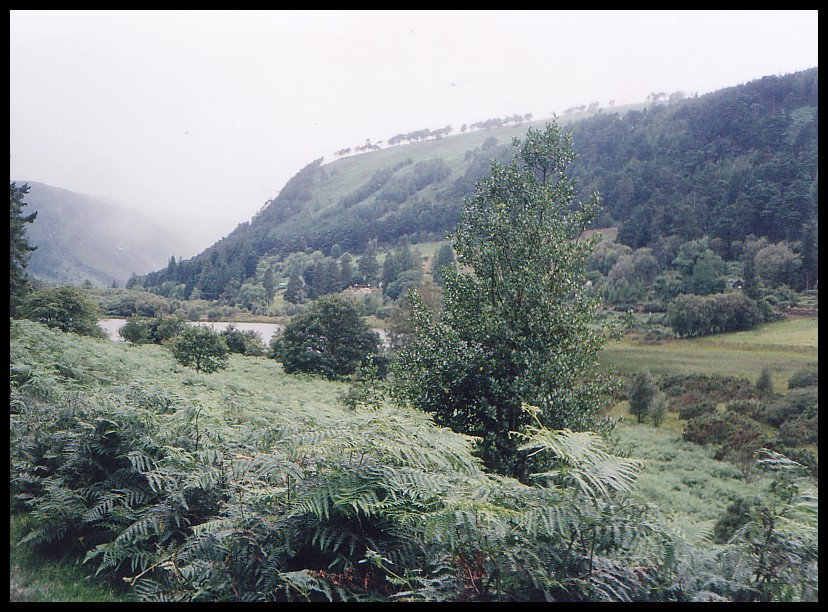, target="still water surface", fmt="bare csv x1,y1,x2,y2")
98,318,284,344
98,319,388,346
